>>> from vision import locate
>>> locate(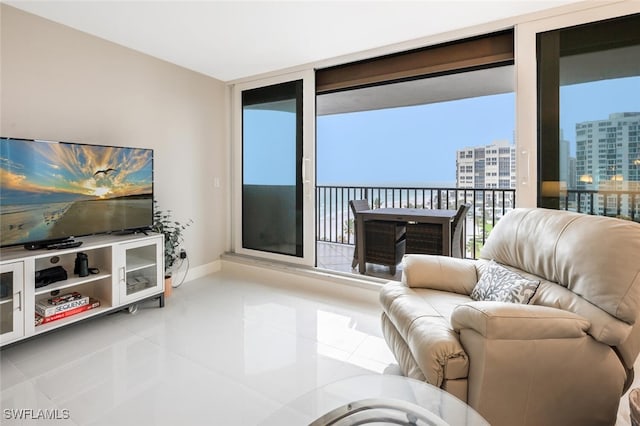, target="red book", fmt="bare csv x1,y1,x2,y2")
35,298,101,326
